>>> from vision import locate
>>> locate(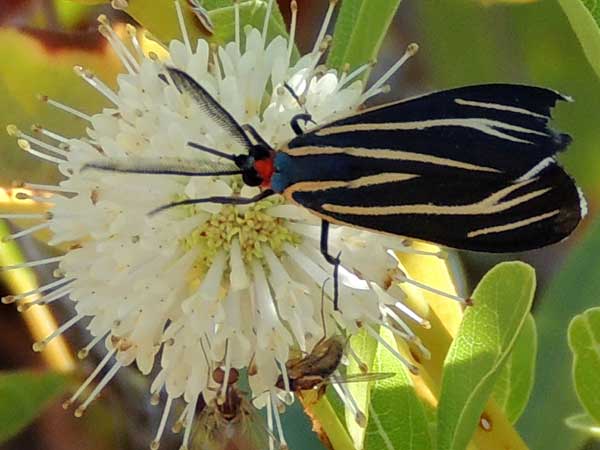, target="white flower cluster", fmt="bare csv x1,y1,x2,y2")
1,1,461,448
